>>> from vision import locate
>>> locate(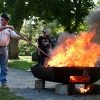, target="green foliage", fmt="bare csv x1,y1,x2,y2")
0,0,96,59
0,0,95,32
18,40,36,56
31,0,95,32
19,19,61,55
19,52,25,56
